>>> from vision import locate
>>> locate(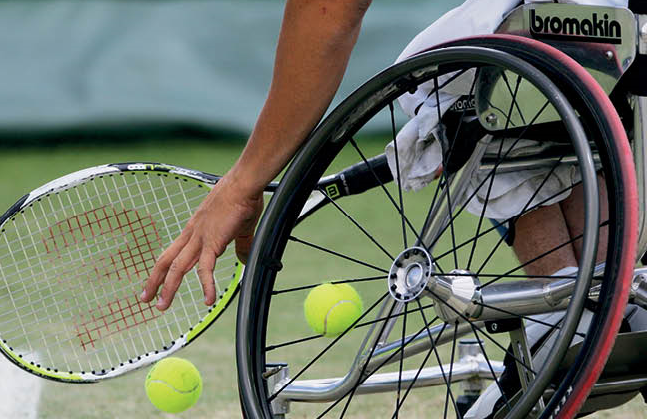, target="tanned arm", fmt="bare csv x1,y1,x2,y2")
141,0,372,310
